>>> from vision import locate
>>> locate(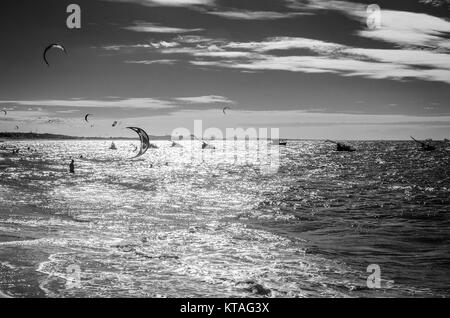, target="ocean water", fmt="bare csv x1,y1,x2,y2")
0,140,449,298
